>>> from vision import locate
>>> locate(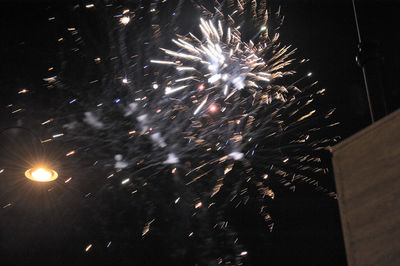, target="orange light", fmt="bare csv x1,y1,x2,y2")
209,104,218,113
197,84,205,91
25,167,58,182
